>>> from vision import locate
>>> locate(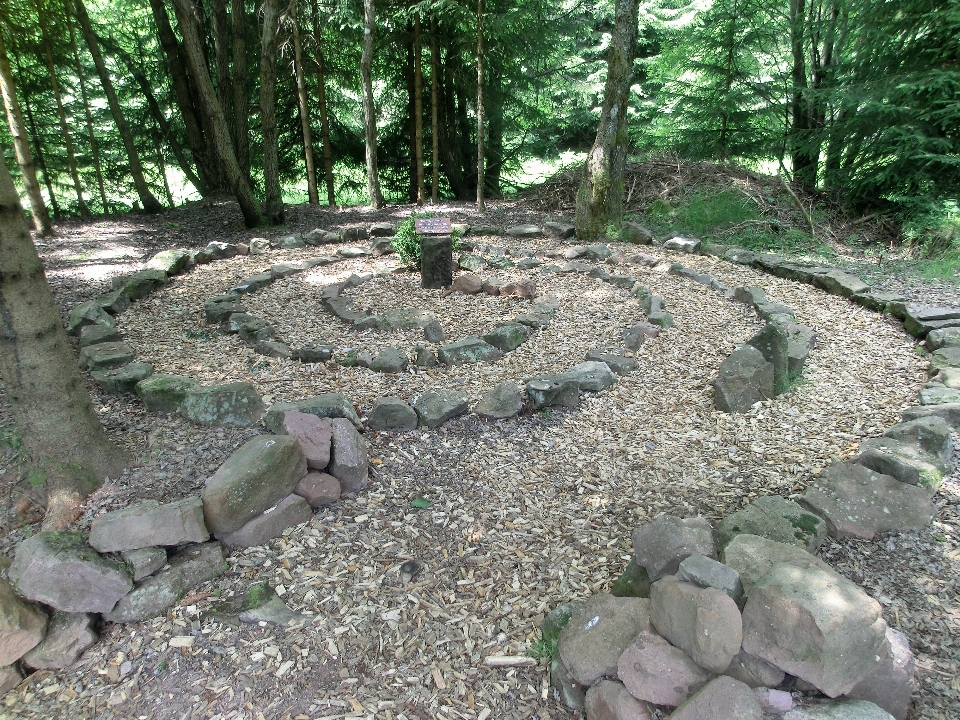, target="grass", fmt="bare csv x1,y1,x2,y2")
529,636,559,664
